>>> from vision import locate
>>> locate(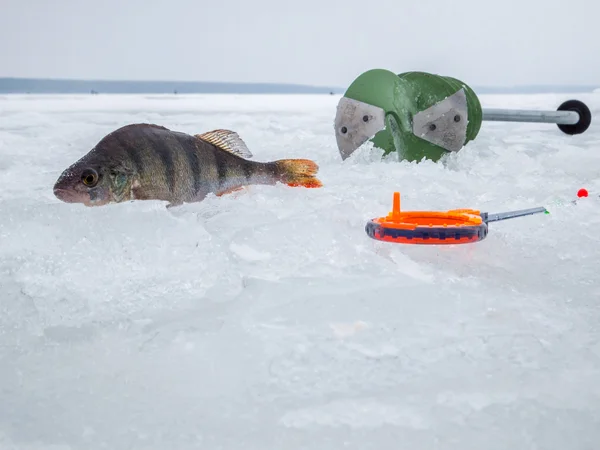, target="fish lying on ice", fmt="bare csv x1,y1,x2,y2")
53,123,322,207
